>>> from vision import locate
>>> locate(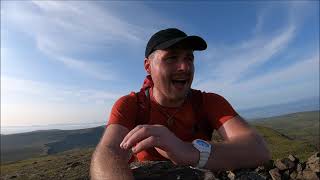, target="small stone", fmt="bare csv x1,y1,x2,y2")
274,158,295,171
302,169,319,180
32,161,37,164
306,152,320,173
288,154,299,163
239,172,267,180
282,170,290,180
296,171,304,179
255,166,265,173
290,171,297,179
296,163,305,172
203,171,216,180
269,168,281,180
227,171,235,180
